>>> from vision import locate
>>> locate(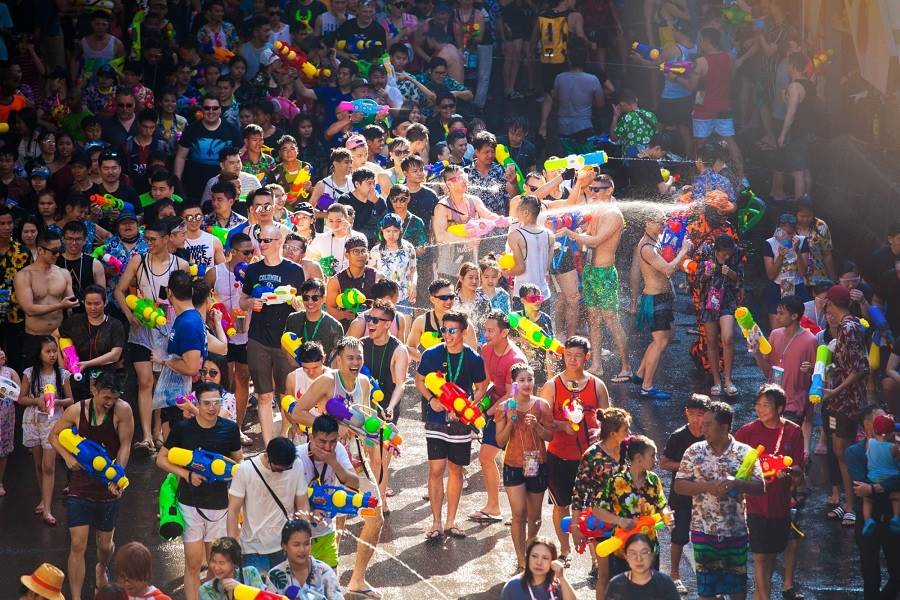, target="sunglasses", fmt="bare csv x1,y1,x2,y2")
523,294,545,304
117,103,135,108
40,246,62,255
589,185,611,192
301,294,321,302
439,326,460,334
199,398,222,407
433,293,454,301
199,368,220,377
203,105,221,111
259,237,280,244
365,314,389,324
184,214,203,222
392,196,410,203
254,204,274,213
